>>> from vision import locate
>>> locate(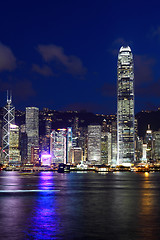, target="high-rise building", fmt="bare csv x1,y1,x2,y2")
26,107,39,163
67,127,72,163
141,143,147,162
101,132,112,165
111,121,117,165
144,125,153,161
135,136,143,162
31,146,40,165
72,117,79,147
9,124,21,166
117,46,135,165
78,127,87,162
2,92,15,164
87,125,101,164
42,117,52,153
0,120,2,149
101,132,108,164
50,129,66,164
107,132,112,165
19,124,28,166
153,131,160,162
70,147,83,164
